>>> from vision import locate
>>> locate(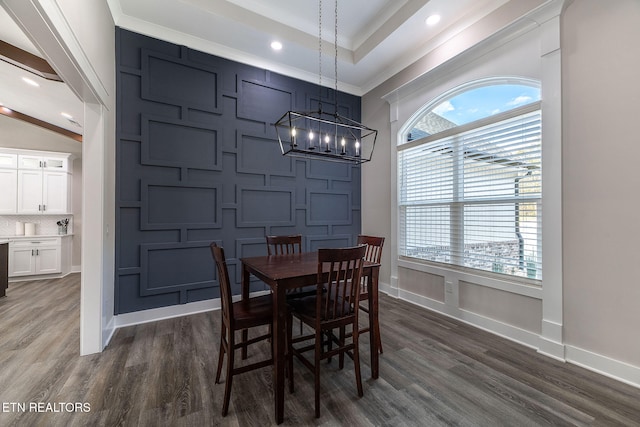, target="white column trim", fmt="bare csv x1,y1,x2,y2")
539,12,565,361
